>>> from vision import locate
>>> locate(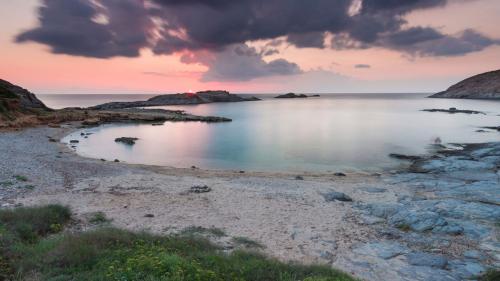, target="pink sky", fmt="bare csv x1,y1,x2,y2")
0,0,499,94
